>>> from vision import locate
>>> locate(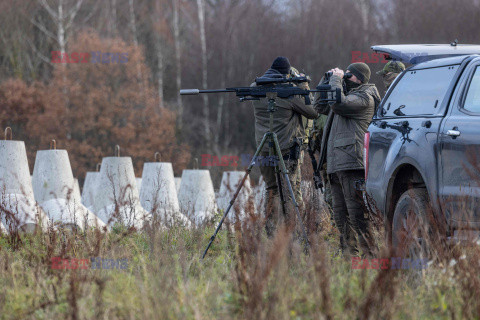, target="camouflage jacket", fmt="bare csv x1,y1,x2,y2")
252,69,318,155
314,74,381,174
